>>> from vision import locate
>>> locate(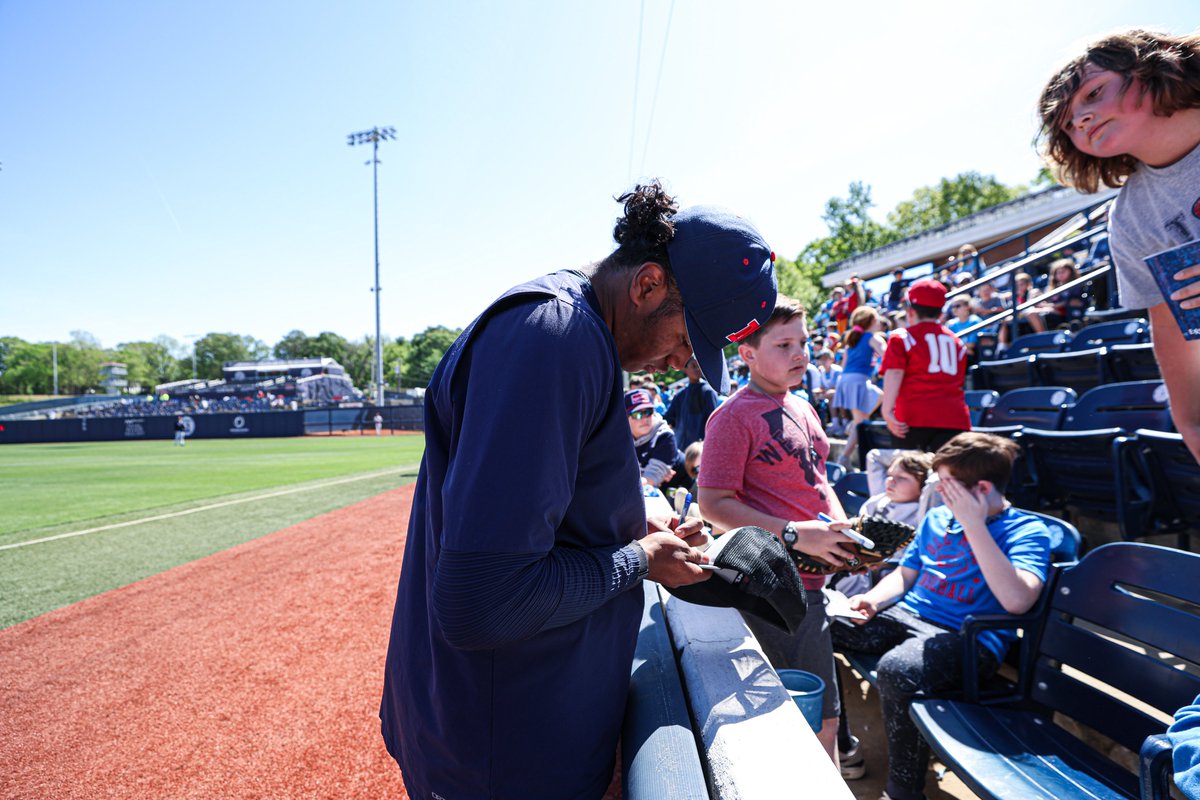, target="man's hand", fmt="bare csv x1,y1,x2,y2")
640,531,710,586
647,514,707,547
846,594,878,625
1170,264,1200,310
792,518,858,568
